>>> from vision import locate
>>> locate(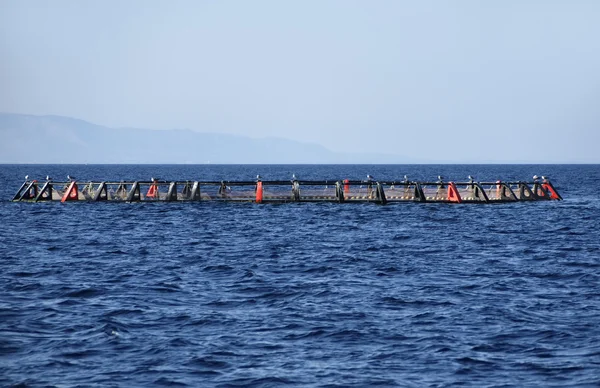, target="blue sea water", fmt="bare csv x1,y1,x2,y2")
0,164,599,387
